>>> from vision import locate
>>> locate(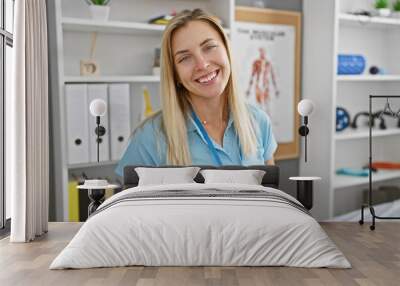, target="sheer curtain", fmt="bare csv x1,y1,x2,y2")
7,0,49,242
